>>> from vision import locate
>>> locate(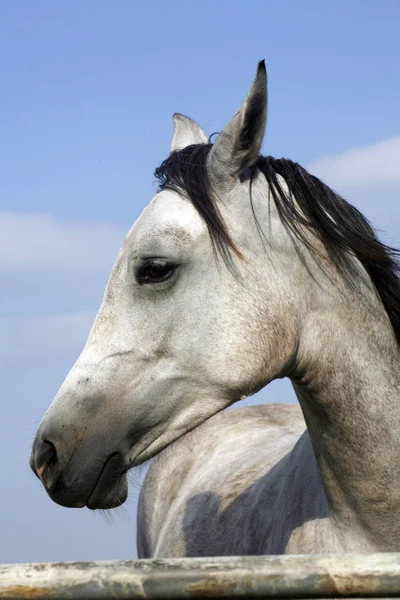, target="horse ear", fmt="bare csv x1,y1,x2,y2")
207,61,267,185
170,114,209,153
